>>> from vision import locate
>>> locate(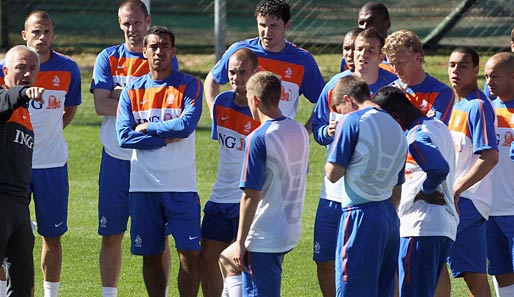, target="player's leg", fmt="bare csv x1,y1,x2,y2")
97,151,130,293
377,201,400,297
32,165,69,297
200,201,239,297
398,236,452,297
487,216,514,296
130,192,168,297
219,243,244,297
242,251,284,297
434,266,451,297
313,199,341,297
165,192,201,297
5,204,34,297
447,198,490,297
336,201,399,297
